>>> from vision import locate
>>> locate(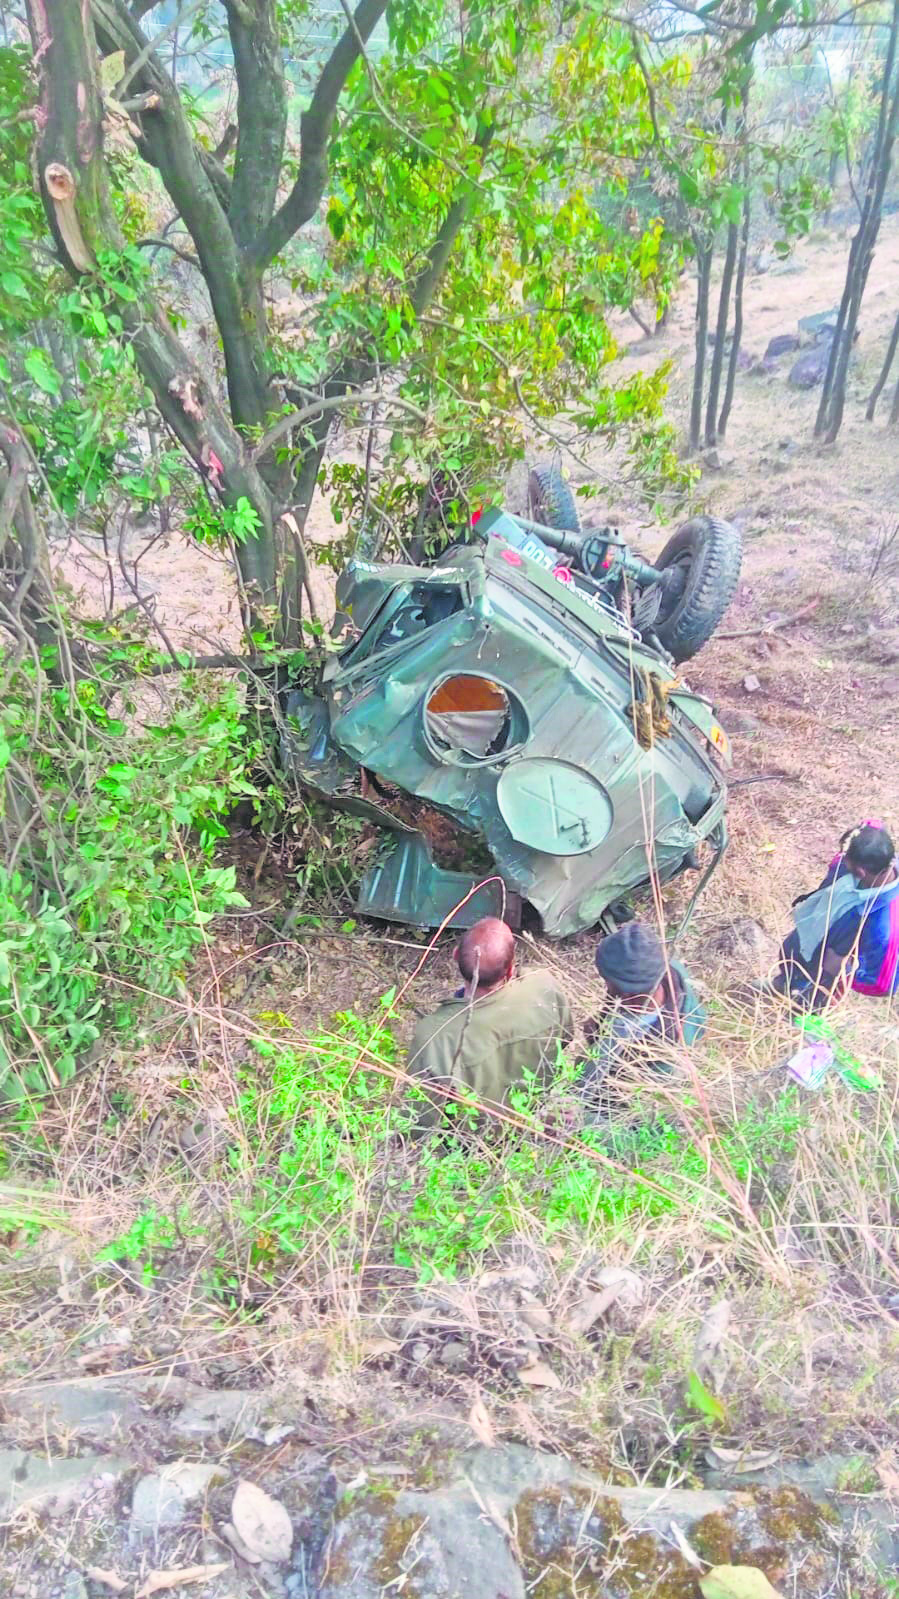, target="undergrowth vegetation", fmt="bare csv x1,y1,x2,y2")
0,654,253,1099
77,999,890,1301
0,881,896,1542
